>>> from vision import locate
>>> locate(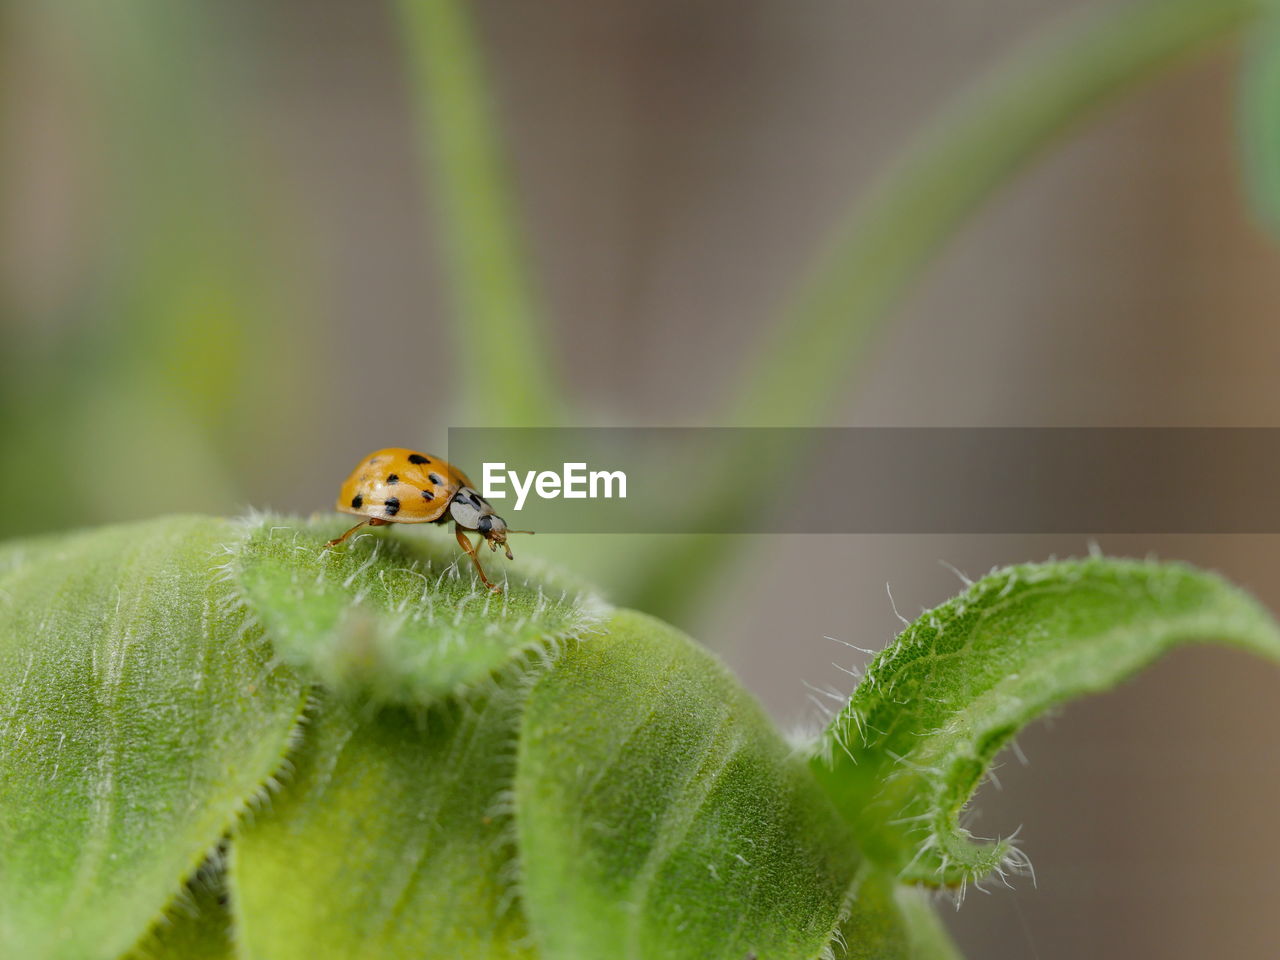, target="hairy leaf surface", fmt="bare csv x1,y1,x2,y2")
231,684,535,959
516,611,864,960
0,516,307,960
122,862,234,960
233,516,604,704
811,558,1280,887
838,871,962,960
